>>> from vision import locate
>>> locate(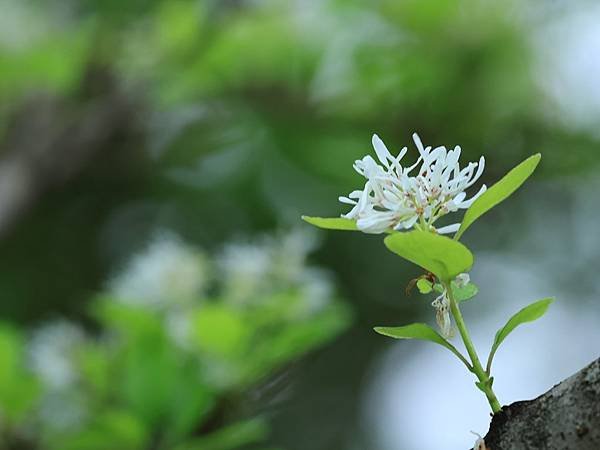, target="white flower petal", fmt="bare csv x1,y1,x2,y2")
458,184,487,208
339,196,357,205
435,223,461,234
372,134,393,167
